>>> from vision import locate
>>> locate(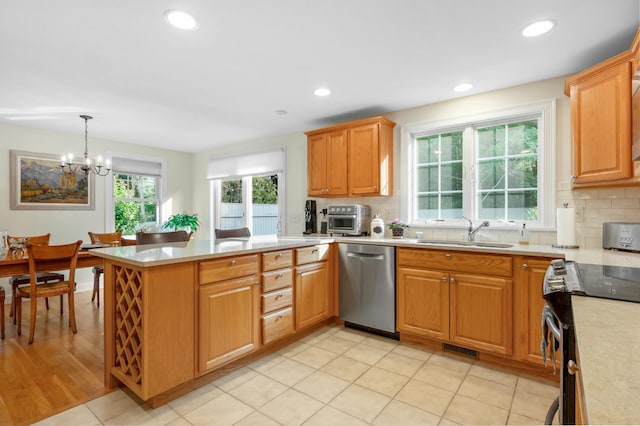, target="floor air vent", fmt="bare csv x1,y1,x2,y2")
443,343,478,359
